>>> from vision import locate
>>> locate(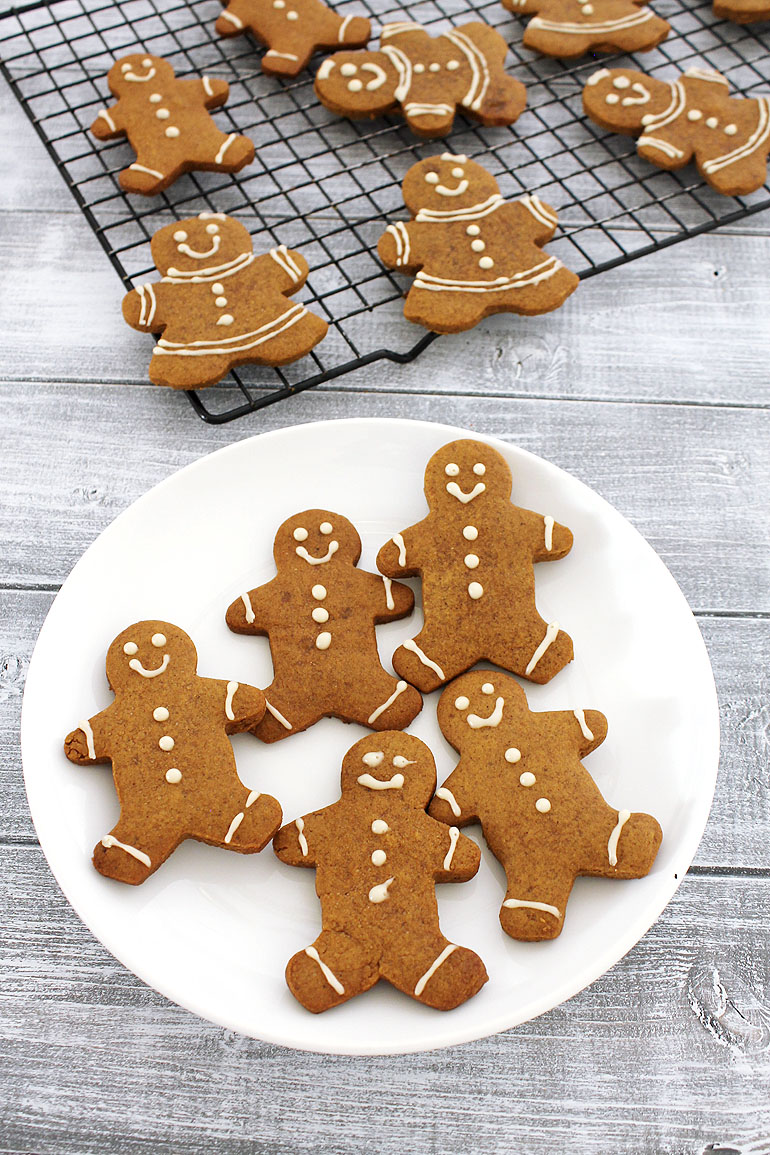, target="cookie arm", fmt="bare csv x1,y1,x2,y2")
178,75,229,109
216,679,266,731
428,767,477,826
90,103,125,140
376,523,425,578
258,247,310,294
225,585,273,635
377,221,422,273
273,813,320,867
64,709,113,764
560,708,608,757
508,197,559,246
122,281,167,334
433,820,481,883
365,571,414,622
522,508,573,562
